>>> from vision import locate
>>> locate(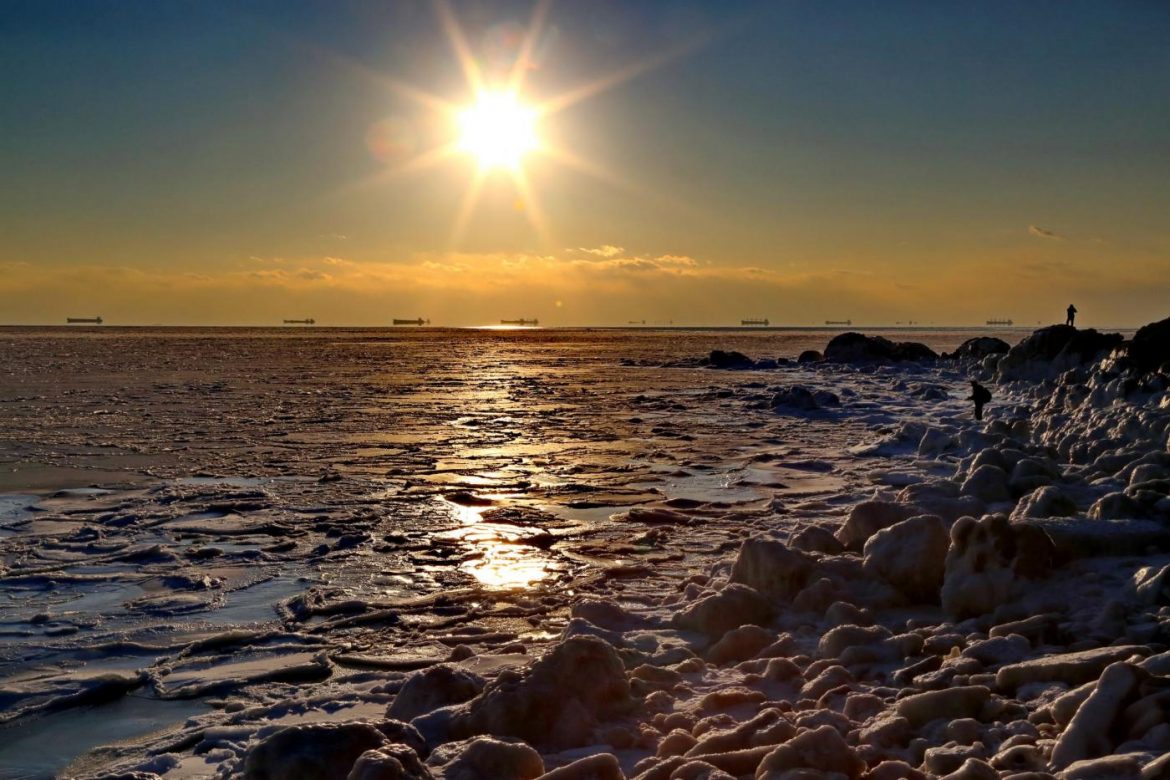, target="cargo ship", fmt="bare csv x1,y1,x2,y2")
392,318,429,326
66,316,103,324
500,318,538,326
